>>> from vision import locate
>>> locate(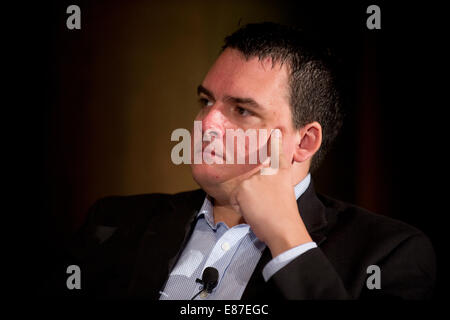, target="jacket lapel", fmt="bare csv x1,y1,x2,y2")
127,189,205,298
297,180,328,246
